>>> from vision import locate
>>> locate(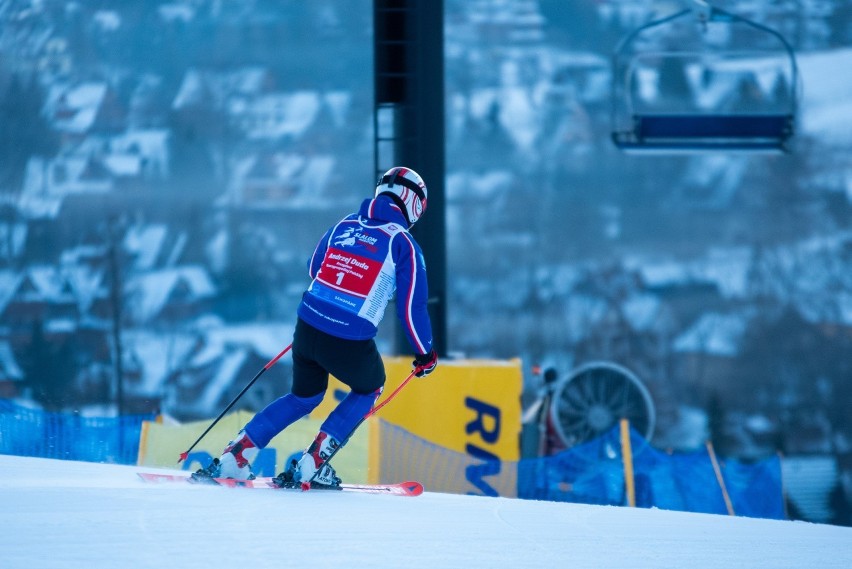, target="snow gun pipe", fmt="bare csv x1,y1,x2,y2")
178,342,293,464
306,367,420,486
